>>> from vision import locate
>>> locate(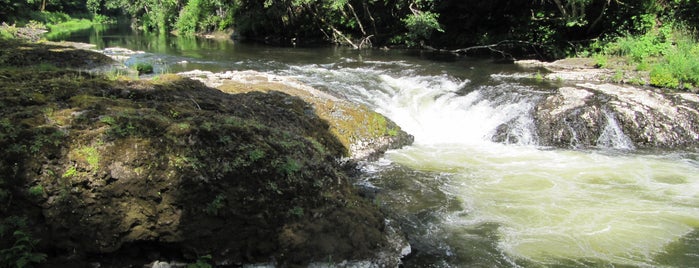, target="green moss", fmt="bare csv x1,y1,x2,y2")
61,166,77,179
248,148,265,162
28,185,43,196
99,116,116,125
78,146,100,170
